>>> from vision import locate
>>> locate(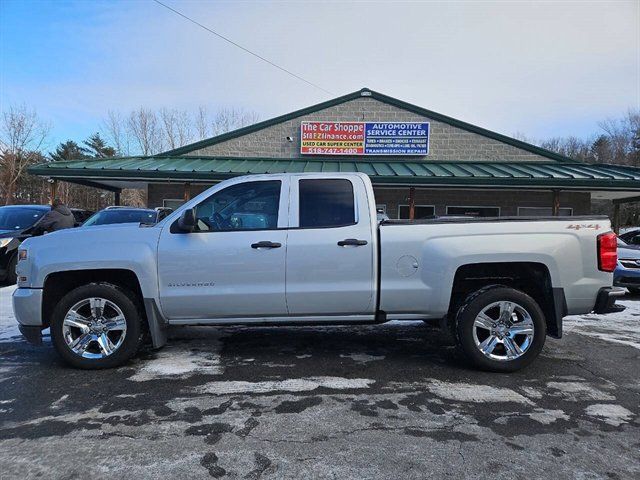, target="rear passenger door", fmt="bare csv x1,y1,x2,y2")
285,176,375,317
